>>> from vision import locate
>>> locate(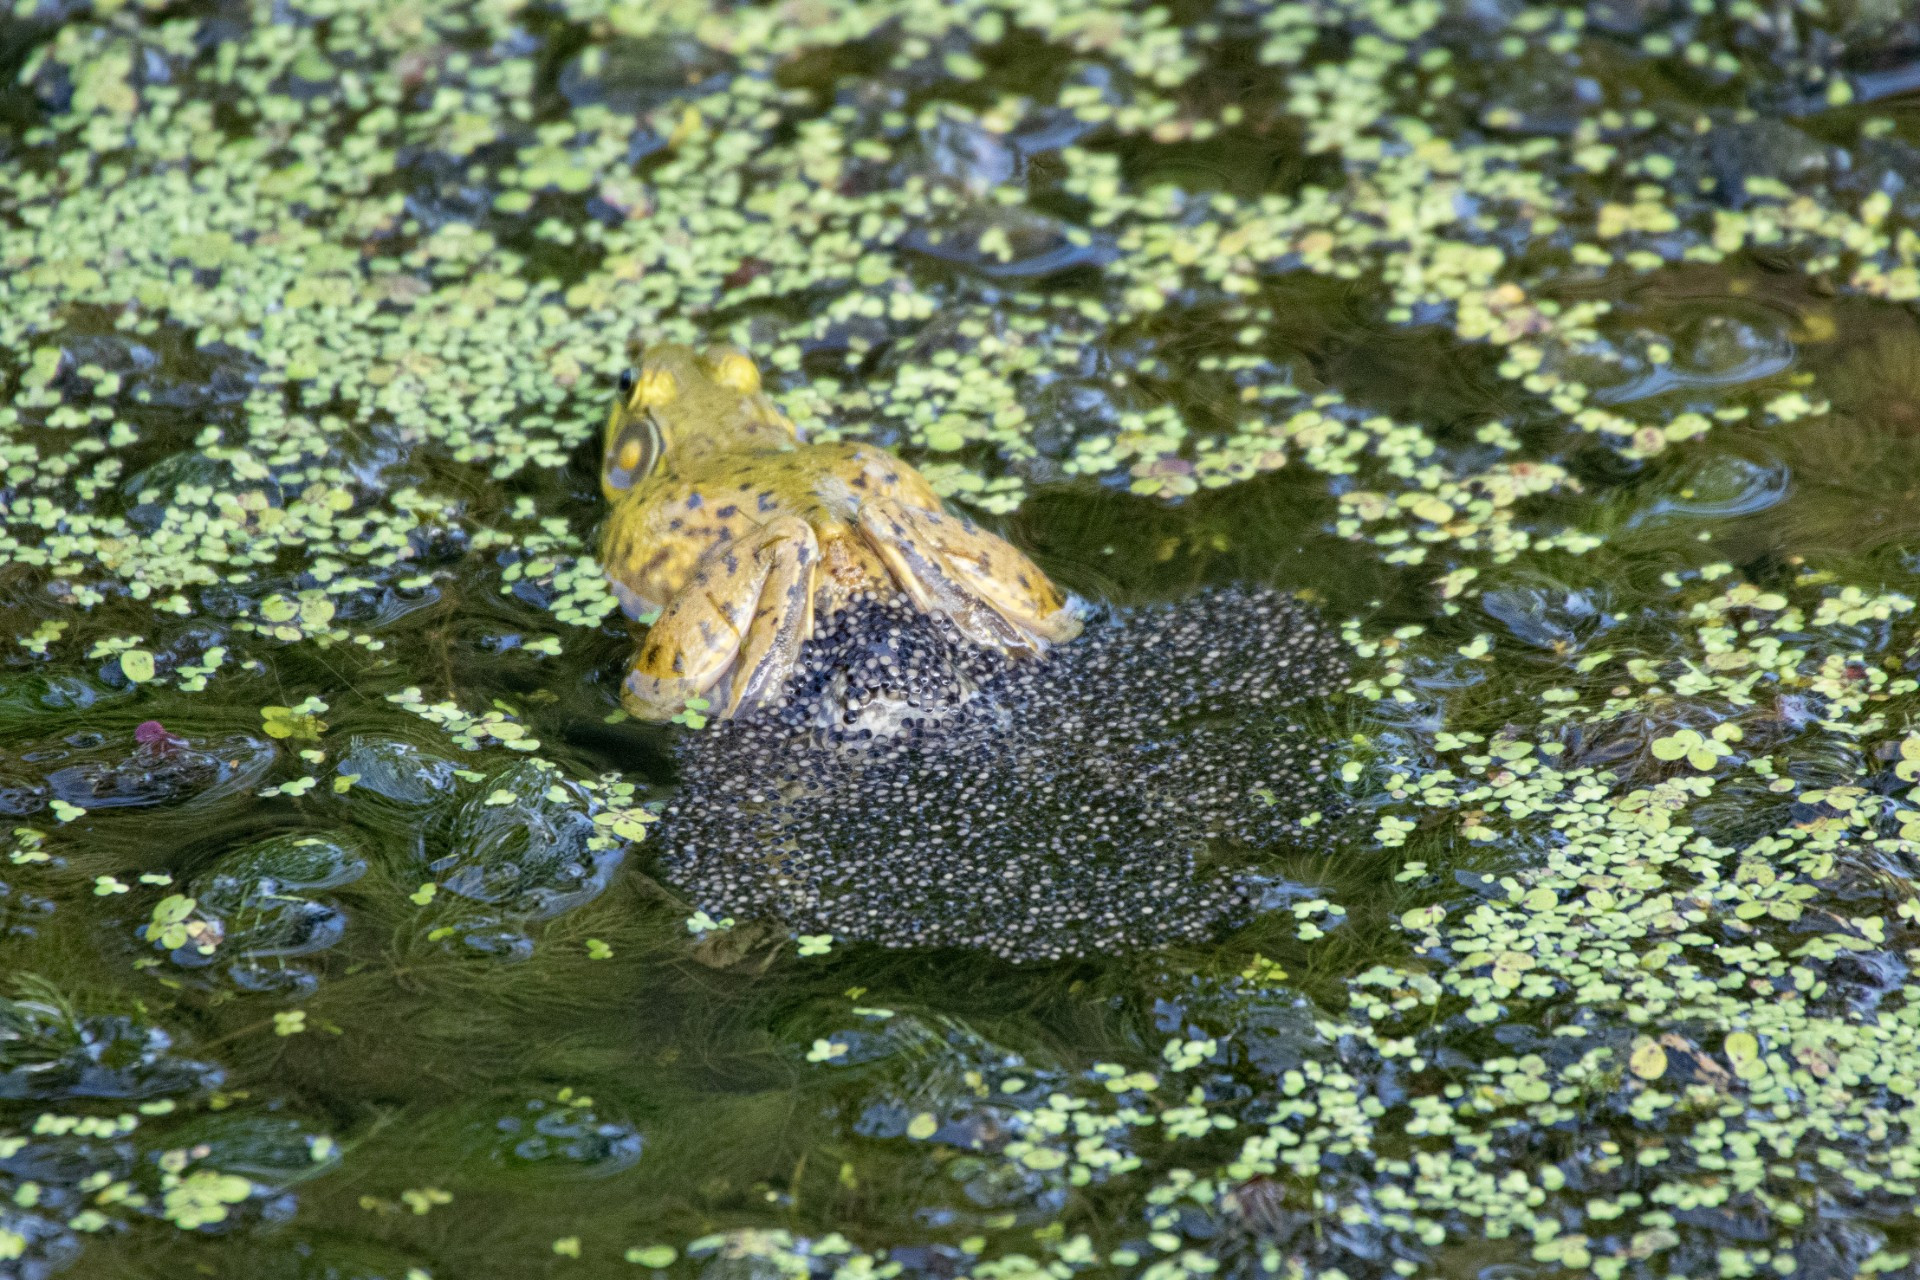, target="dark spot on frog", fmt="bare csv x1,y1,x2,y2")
722,552,740,575
757,491,777,512
716,505,738,519
685,493,704,510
